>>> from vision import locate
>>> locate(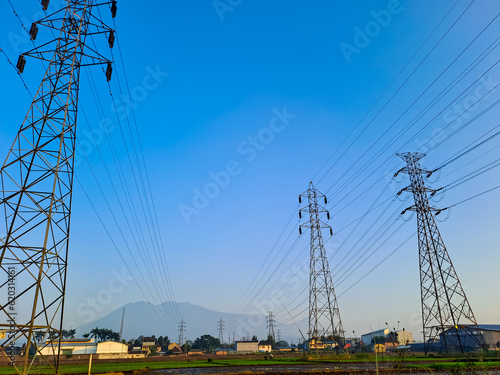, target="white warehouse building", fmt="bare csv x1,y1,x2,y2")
39,338,130,358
